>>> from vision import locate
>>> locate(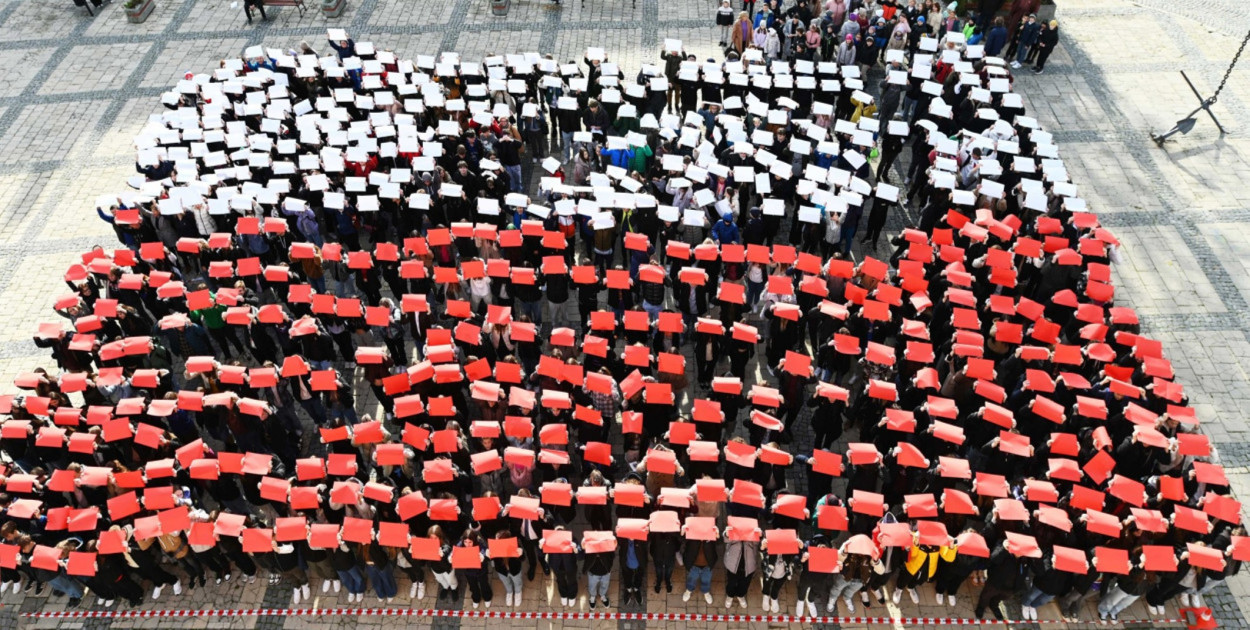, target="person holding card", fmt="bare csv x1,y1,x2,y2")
759,535,793,612
544,526,581,606
87,538,145,607
722,525,758,609
584,536,615,609
680,528,719,604
129,531,185,600
427,526,458,601
827,539,873,612
650,527,680,594
456,530,492,608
